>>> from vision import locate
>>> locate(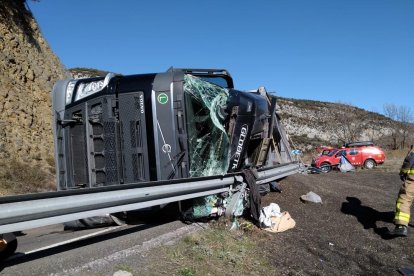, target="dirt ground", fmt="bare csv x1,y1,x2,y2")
259,169,414,275
133,168,413,276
